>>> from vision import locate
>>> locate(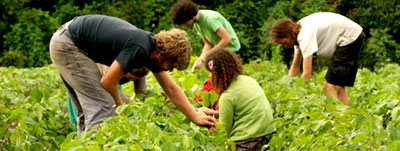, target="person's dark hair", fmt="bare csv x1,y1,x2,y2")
170,0,198,25
205,48,243,95
271,18,301,42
